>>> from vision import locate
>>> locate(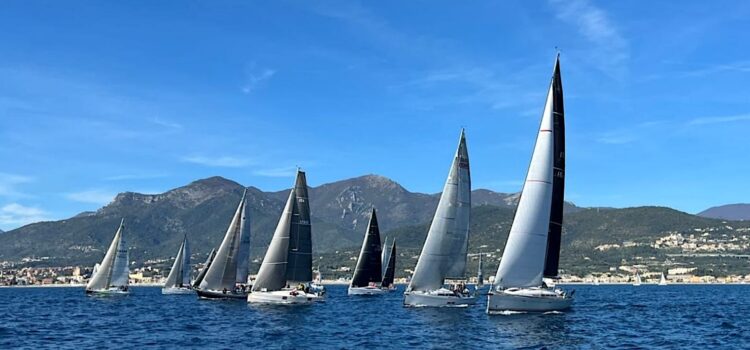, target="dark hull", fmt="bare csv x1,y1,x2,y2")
196,289,248,300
